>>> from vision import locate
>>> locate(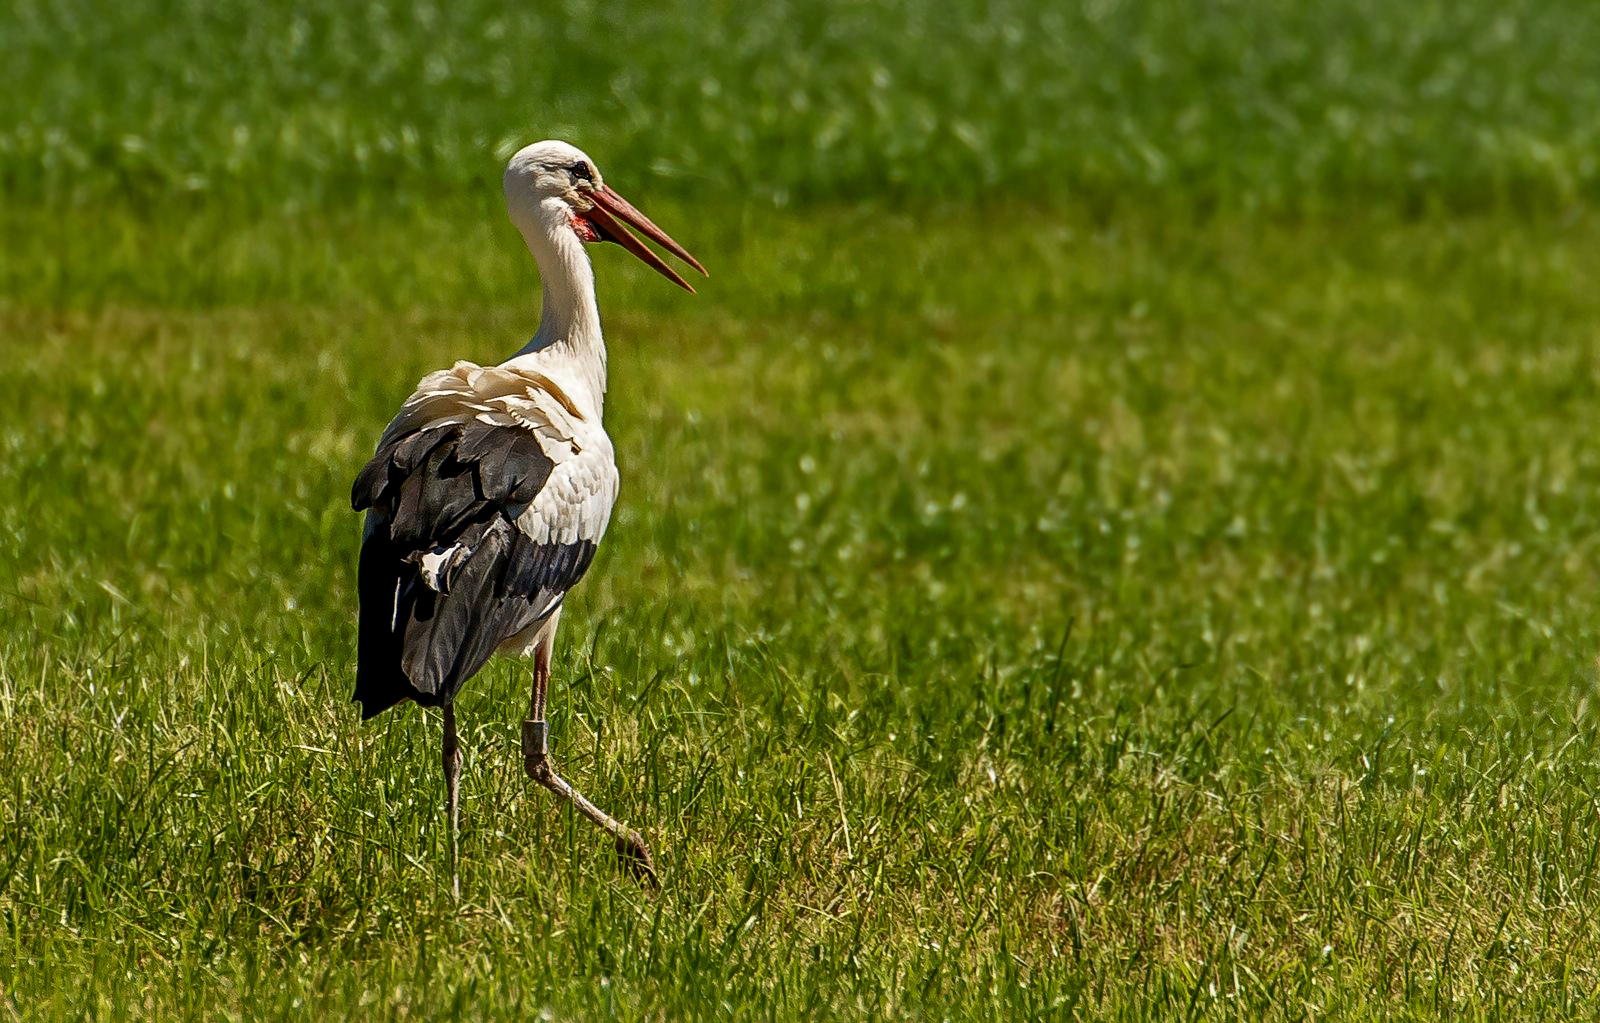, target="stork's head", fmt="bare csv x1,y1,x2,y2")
503,140,707,292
